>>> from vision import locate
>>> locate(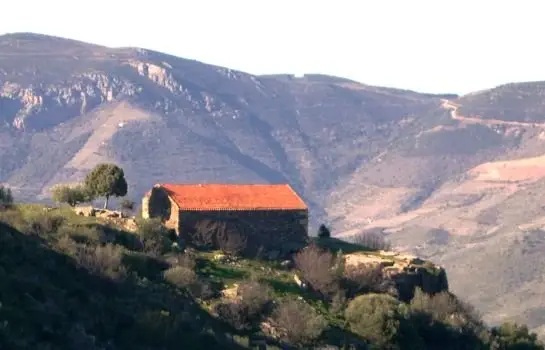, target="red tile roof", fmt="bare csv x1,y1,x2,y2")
157,184,307,211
